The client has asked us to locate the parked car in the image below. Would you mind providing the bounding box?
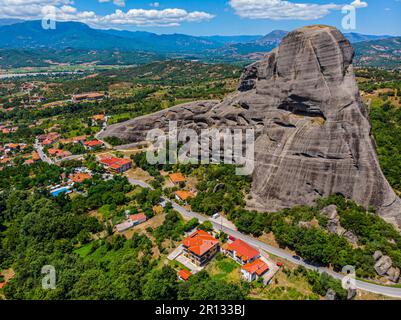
[212,213,220,219]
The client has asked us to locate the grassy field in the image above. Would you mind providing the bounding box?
[206,254,241,283]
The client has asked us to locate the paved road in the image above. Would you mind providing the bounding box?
[128,178,401,298]
[33,140,53,164]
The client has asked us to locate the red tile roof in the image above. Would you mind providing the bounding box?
[182,230,219,257]
[178,269,192,281]
[175,190,195,201]
[242,259,269,276]
[100,157,131,167]
[92,114,106,121]
[69,173,92,183]
[84,139,103,147]
[130,213,147,222]
[223,239,260,262]
[169,172,186,183]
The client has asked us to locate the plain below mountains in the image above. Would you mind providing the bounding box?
[0,20,399,68]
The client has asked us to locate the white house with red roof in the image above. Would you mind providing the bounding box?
[241,258,270,282]
[99,156,132,173]
[222,238,261,265]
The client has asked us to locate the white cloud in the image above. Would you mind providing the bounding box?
[150,2,160,8]
[98,0,126,7]
[350,0,368,8]
[0,0,214,27]
[229,0,367,20]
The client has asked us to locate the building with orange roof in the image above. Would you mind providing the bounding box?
[182,230,220,266]
[47,148,72,159]
[175,190,195,202]
[222,239,260,265]
[83,139,104,150]
[92,114,106,121]
[32,152,40,161]
[69,172,92,183]
[72,92,105,103]
[73,136,87,143]
[130,213,147,225]
[178,269,192,281]
[0,157,11,165]
[169,172,186,185]
[24,159,34,165]
[99,157,132,173]
[241,258,269,282]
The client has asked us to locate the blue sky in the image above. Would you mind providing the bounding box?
[0,0,400,36]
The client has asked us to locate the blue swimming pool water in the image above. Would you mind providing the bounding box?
[50,187,69,197]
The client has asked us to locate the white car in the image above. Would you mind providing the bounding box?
[212,213,220,219]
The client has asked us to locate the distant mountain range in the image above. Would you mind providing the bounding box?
[0,20,399,69]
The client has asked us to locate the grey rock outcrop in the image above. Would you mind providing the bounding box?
[320,205,338,220]
[99,25,401,228]
[320,205,358,244]
[373,251,400,283]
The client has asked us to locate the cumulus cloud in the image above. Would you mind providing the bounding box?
[229,0,367,20]
[150,2,160,7]
[0,0,214,27]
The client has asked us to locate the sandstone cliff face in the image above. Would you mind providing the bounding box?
[99,26,401,228]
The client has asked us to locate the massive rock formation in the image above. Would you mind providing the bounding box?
[99,25,401,228]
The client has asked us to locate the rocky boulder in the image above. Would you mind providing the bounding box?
[99,25,401,229]
[373,251,400,283]
[320,205,358,244]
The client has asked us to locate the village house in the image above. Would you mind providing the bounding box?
[178,269,192,281]
[99,157,132,173]
[116,220,134,233]
[83,139,104,150]
[69,172,92,184]
[48,148,72,160]
[169,172,186,185]
[92,114,106,125]
[0,157,12,166]
[24,159,34,165]
[38,132,60,145]
[32,151,41,162]
[72,92,105,103]
[222,239,261,265]
[174,190,195,202]
[25,151,41,165]
[21,82,36,93]
[29,95,46,104]
[241,258,270,283]
[73,136,87,144]
[130,213,147,225]
[182,230,220,266]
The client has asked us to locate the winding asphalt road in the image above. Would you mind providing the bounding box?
[128,178,401,298]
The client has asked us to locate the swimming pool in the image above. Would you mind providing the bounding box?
[50,187,70,197]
